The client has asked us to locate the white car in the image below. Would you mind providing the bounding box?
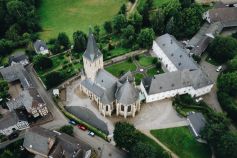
[216,66,222,72]
[88,131,95,137]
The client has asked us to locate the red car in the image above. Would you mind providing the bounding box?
[77,124,87,131]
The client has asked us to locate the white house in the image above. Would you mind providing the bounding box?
[33,40,49,55]
[141,34,213,103]
[0,110,29,136]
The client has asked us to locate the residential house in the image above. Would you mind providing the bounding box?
[187,112,206,138]
[23,127,91,158]
[9,54,29,66]
[33,40,49,55]
[0,110,29,135]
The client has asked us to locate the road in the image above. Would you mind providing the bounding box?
[26,65,127,158]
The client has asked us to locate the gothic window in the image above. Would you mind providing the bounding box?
[106,105,109,111]
[128,105,131,112]
[121,105,124,111]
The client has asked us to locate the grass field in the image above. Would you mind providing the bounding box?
[137,0,173,10]
[151,127,212,158]
[135,73,144,85]
[137,54,155,67]
[105,60,137,77]
[38,0,126,40]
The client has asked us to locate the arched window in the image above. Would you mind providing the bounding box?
[128,105,131,112]
[121,105,124,111]
[106,105,109,111]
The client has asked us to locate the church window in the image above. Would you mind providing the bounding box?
[128,105,131,112]
[106,105,109,111]
[121,105,124,111]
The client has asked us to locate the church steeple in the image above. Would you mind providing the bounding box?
[83,27,102,62]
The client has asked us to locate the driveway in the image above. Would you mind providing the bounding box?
[129,99,188,130]
[200,56,223,112]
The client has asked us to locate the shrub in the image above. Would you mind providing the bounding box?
[59,125,73,136]
[135,55,140,60]
[152,58,158,64]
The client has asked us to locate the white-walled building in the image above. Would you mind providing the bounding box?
[79,30,140,118]
[34,40,49,55]
[141,34,213,103]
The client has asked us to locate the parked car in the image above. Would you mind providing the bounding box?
[88,131,95,137]
[216,66,222,72]
[77,124,87,131]
[8,132,19,140]
[68,120,77,125]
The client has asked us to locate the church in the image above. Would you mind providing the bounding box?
[79,30,141,118]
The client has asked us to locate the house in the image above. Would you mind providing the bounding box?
[140,34,213,103]
[9,54,29,66]
[23,127,91,158]
[33,40,49,55]
[187,112,206,138]
[79,30,140,118]
[0,64,48,118]
[6,88,48,118]
[0,110,29,135]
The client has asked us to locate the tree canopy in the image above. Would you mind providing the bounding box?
[138,28,155,49]
[33,55,53,71]
[73,31,87,53]
[59,125,74,136]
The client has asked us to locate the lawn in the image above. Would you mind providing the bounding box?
[147,66,164,76]
[137,54,155,67]
[151,127,212,158]
[105,47,131,60]
[205,55,220,66]
[137,0,172,10]
[38,0,126,40]
[134,73,144,85]
[105,60,137,77]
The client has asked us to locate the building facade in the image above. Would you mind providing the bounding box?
[79,30,140,118]
[141,34,213,103]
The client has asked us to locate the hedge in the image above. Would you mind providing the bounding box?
[53,97,108,140]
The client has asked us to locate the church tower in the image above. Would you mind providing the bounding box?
[82,29,103,81]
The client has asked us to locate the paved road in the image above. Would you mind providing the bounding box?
[26,65,127,158]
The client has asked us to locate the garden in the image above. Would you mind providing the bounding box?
[105,54,164,85]
[150,127,212,158]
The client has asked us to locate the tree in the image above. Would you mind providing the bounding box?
[0,79,9,103]
[57,32,70,50]
[139,2,150,27]
[103,21,113,33]
[113,14,127,33]
[130,142,157,158]
[232,32,237,39]
[137,28,155,49]
[93,25,100,42]
[0,150,14,158]
[59,125,73,136]
[129,0,136,3]
[130,11,143,32]
[179,0,192,8]
[45,71,64,89]
[208,36,237,64]
[151,9,165,35]
[227,55,237,72]
[51,40,61,54]
[121,25,136,48]
[217,72,237,97]
[33,55,53,71]
[216,132,237,158]
[73,31,87,52]
[113,122,141,151]
[118,4,127,15]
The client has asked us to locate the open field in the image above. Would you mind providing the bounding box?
[151,127,212,158]
[38,0,126,40]
[137,0,173,10]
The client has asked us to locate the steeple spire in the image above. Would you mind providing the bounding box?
[83,27,102,62]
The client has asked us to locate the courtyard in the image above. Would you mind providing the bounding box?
[64,79,186,135]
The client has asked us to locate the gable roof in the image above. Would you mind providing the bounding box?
[187,112,206,137]
[9,54,28,64]
[34,40,48,52]
[0,63,32,89]
[142,69,212,95]
[208,7,237,23]
[83,29,102,62]
[155,34,198,70]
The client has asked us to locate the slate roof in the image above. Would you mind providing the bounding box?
[9,54,28,64]
[115,80,139,105]
[34,40,48,52]
[23,127,57,156]
[0,110,27,130]
[142,69,212,95]
[119,71,134,83]
[23,127,88,158]
[0,63,32,89]
[155,34,198,70]
[6,88,45,113]
[187,112,206,137]
[83,29,102,62]
[208,7,237,23]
